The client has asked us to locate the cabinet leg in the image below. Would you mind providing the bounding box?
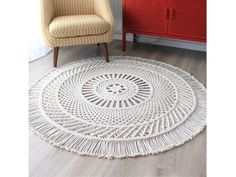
[122,31,126,52]
[133,34,137,43]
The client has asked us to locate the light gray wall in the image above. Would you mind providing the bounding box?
[109,0,206,51]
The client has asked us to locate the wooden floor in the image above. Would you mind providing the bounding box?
[29,40,206,177]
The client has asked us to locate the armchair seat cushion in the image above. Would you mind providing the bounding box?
[49,15,110,38]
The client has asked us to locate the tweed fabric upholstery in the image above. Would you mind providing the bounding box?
[49,15,110,38]
[40,0,114,47]
[54,0,94,16]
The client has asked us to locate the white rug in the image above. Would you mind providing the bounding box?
[29,56,206,158]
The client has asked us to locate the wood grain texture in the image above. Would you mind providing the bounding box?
[53,47,59,68]
[101,43,109,62]
[29,40,206,177]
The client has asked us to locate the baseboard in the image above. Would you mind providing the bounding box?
[114,33,206,52]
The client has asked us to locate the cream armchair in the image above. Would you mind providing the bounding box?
[40,0,115,67]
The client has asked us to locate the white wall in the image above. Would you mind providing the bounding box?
[109,0,206,51]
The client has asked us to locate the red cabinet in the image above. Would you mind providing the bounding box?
[122,0,206,51]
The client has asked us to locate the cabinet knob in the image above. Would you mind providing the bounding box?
[165,8,170,19]
[170,9,175,20]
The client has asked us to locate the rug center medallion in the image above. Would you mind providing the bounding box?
[82,73,153,109]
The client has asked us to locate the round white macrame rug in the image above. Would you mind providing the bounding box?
[29,56,206,158]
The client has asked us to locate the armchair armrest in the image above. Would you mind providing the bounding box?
[94,0,115,32]
[40,0,55,46]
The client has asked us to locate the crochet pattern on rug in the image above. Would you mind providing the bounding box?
[29,56,206,158]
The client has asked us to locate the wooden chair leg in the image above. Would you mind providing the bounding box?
[53,47,59,67]
[101,43,109,62]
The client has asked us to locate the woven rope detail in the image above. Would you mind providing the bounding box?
[29,56,206,158]
[81,73,152,109]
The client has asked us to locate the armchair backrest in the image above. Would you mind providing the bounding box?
[54,0,95,16]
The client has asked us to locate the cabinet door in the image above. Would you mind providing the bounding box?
[168,0,206,41]
[123,0,169,34]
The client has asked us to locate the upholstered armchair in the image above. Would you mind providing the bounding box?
[40,0,115,67]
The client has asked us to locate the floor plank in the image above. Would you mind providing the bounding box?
[29,40,206,177]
